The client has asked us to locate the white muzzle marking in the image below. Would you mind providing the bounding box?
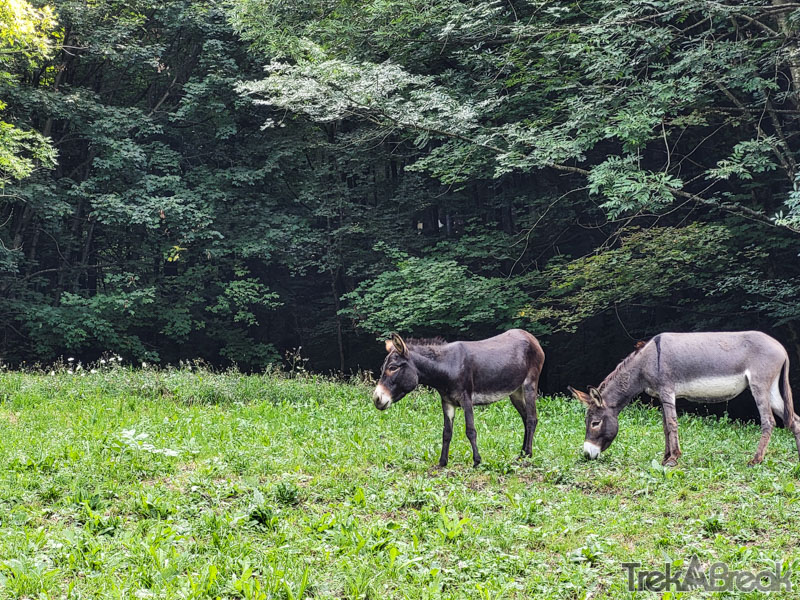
[373,384,393,410]
[583,441,601,460]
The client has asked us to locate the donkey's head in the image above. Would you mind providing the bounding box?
[373,333,419,410]
[568,386,619,459]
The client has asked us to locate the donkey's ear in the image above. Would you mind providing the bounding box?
[384,339,394,353]
[588,386,604,407]
[568,386,591,406]
[390,332,409,357]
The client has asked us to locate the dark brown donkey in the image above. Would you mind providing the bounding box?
[373,329,544,467]
[569,331,800,466]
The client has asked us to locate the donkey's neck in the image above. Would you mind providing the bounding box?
[409,347,450,390]
[600,352,646,411]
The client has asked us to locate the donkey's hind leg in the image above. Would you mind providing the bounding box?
[792,416,800,461]
[750,382,776,466]
[767,377,800,461]
[510,389,529,457]
[510,381,539,457]
[523,380,538,453]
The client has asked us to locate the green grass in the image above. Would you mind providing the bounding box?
[1,367,800,599]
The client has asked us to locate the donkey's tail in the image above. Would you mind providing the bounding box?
[781,358,795,427]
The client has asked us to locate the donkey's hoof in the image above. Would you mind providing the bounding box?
[747,457,763,467]
[472,460,482,469]
[662,457,678,467]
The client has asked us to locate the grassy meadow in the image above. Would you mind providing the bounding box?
[0,366,799,599]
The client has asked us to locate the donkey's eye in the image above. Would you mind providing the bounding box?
[591,420,602,429]
[386,367,398,376]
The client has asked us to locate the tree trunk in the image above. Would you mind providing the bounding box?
[331,267,345,372]
[773,0,800,101]
[24,226,41,277]
[11,204,34,251]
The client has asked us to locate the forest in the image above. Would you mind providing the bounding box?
[3,0,800,391]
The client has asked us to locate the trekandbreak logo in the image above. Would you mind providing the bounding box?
[623,557,791,593]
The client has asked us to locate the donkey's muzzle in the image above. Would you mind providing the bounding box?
[372,384,393,410]
[583,441,601,460]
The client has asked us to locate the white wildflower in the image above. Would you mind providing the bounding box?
[114,429,179,457]
[67,357,74,362]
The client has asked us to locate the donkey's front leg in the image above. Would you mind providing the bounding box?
[523,381,539,456]
[439,399,455,467]
[660,395,681,467]
[461,394,482,467]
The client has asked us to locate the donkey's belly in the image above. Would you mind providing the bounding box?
[471,391,516,406]
[672,374,748,402]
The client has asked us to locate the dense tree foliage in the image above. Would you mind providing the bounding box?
[2,0,295,365]
[1,0,56,187]
[3,1,800,389]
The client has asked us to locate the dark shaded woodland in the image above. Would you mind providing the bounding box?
[3,1,800,402]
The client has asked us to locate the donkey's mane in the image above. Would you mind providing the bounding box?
[405,337,448,359]
[407,337,448,347]
[598,339,648,391]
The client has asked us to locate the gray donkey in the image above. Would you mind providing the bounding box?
[569,331,800,466]
[373,330,544,467]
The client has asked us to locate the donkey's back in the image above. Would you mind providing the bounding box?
[640,331,789,403]
[453,329,543,398]
[644,331,786,378]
